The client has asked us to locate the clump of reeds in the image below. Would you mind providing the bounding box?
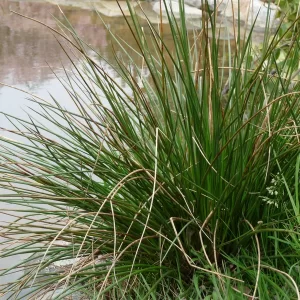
[0,1,299,299]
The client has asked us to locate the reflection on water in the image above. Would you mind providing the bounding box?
[1,1,107,88]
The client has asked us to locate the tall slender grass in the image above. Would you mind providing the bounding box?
[0,1,299,299]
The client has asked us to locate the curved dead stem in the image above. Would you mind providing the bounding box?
[261,264,300,300]
[170,217,243,282]
[244,219,261,300]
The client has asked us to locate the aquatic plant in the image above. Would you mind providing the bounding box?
[0,1,299,299]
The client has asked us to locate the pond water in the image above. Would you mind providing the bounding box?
[0,0,277,297]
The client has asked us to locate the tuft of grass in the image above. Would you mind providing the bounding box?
[0,1,299,299]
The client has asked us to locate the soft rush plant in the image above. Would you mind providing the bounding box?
[0,0,299,299]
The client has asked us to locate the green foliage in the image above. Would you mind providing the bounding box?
[0,1,299,299]
[278,0,300,21]
[278,0,300,36]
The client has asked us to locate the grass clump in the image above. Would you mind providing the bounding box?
[0,1,300,299]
